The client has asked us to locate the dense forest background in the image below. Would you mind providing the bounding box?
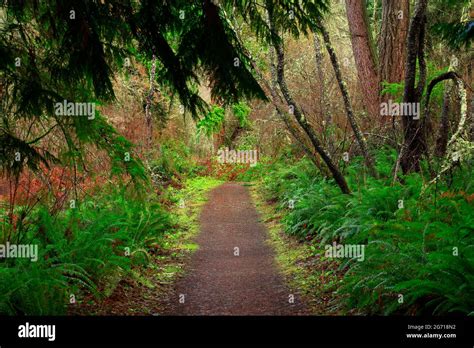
[0,0,473,316]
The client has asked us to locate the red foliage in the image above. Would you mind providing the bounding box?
[197,158,250,181]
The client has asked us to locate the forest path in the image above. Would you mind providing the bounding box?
[163,182,307,315]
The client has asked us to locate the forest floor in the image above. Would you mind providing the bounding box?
[162,182,308,315]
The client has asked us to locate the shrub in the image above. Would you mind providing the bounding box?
[0,188,171,315]
[255,149,474,315]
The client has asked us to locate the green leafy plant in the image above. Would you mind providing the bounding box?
[251,148,474,315]
[196,106,225,137]
[0,187,172,315]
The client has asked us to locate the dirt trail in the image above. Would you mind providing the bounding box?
[163,182,307,315]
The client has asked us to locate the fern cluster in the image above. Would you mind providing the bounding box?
[252,148,474,315]
[0,188,171,315]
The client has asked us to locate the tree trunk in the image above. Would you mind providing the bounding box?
[345,0,380,119]
[269,44,327,174]
[379,0,410,88]
[145,54,157,148]
[426,76,471,188]
[468,56,474,141]
[273,41,351,194]
[313,34,332,126]
[435,82,452,157]
[238,6,350,193]
[262,6,350,194]
[400,0,428,173]
[313,33,334,154]
[320,25,379,178]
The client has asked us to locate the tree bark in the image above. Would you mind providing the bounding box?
[400,0,428,173]
[269,45,327,173]
[378,0,410,88]
[435,82,452,157]
[345,0,380,119]
[276,60,350,192]
[273,41,351,194]
[468,56,474,141]
[262,5,350,193]
[313,34,332,126]
[320,25,379,178]
[145,54,157,147]
[313,33,334,154]
[426,76,471,189]
[235,6,350,193]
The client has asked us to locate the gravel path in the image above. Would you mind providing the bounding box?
[164,182,307,315]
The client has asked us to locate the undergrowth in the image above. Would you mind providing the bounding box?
[245,148,474,315]
[0,187,172,315]
[0,148,221,315]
